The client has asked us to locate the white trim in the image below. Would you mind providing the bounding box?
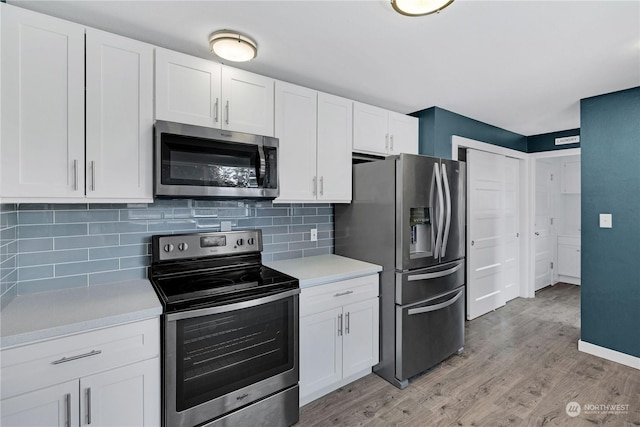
[452,135,528,160]
[529,147,581,159]
[557,275,580,286]
[578,340,640,370]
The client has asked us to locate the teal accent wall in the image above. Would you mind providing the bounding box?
[527,129,581,153]
[580,86,640,358]
[411,107,527,159]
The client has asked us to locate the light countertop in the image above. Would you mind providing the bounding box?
[265,254,381,289]
[1,280,162,349]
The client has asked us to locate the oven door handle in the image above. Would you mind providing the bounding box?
[166,288,300,321]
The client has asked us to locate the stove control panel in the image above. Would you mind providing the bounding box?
[153,230,263,261]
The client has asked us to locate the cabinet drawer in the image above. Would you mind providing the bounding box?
[300,274,379,317]
[1,318,159,399]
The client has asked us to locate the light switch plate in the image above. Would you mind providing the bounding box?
[599,213,612,228]
[310,228,318,242]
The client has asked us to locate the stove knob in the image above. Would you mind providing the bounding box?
[163,244,174,253]
[236,238,244,246]
[178,243,188,251]
[248,238,255,245]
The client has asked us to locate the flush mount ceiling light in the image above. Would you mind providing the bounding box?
[209,30,257,62]
[391,0,455,16]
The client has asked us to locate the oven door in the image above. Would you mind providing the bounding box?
[164,289,299,427]
[154,120,279,199]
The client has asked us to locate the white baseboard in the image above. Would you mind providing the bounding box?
[578,340,640,370]
[557,275,580,285]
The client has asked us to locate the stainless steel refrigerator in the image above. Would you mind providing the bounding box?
[335,153,465,389]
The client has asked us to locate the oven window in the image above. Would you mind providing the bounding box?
[160,134,276,189]
[175,297,294,411]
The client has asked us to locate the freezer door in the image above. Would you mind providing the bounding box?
[395,260,465,306]
[395,287,465,382]
[396,154,442,271]
[440,159,466,263]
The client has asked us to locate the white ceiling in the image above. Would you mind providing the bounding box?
[9,0,640,136]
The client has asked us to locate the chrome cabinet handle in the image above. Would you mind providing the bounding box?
[320,176,324,196]
[90,160,96,191]
[390,135,394,151]
[313,176,317,195]
[338,313,343,336]
[225,100,229,125]
[345,312,350,334]
[334,290,354,297]
[65,393,71,427]
[73,160,79,191]
[52,349,102,365]
[214,97,219,123]
[87,387,92,424]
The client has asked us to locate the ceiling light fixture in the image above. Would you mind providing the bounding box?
[209,30,257,62]
[391,0,455,16]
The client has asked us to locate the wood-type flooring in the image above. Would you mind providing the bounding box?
[298,283,640,427]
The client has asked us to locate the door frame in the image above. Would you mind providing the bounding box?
[529,148,581,294]
[452,136,530,298]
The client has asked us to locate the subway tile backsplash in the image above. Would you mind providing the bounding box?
[2,200,334,296]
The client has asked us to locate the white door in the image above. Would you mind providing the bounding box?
[466,149,506,320]
[221,67,274,136]
[80,358,160,427]
[0,5,85,199]
[1,380,79,427]
[316,92,353,202]
[352,102,389,156]
[85,29,153,201]
[154,48,222,128]
[388,111,419,155]
[299,307,343,399]
[342,299,379,378]
[535,160,553,291]
[274,81,317,202]
[503,157,521,302]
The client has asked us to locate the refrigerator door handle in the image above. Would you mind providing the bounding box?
[407,288,464,315]
[407,262,463,281]
[441,163,452,257]
[434,162,444,259]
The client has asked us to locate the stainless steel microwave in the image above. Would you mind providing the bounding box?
[154,121,279,199]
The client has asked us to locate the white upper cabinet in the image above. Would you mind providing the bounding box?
[0,4,85,200]
[85,29,154,201]
[274,81,352,203]
[222,67,274,136]
[0,4,153,203]
[155,48,274,136]
[155,48,222,128]
[353,101,418,156]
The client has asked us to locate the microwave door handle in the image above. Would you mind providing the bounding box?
[441,163,452,257]
[434,162,444,259]
[257,146,266,184]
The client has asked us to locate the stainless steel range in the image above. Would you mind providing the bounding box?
[149,230,300,427]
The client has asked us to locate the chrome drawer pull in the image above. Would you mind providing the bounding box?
[65,393,71,427]
[334,290,354,297]
[52,349,102,365]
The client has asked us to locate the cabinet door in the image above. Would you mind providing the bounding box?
[1,380,79,427]
[562,160,581,194]
[80,358,160,427]
[0,4,85,199]
[155,48,222,128]
[316,93,353,203]
[274,81,317,202]
[388,111,419,155]
[352,102,389,156]
[299,307,343,399]
[342,299,379,378]
[221,67,274,136]
[86,29,153,201]
[558,244,581,278]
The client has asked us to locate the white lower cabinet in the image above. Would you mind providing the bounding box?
[0,318,160,427]
[299,274,379,406]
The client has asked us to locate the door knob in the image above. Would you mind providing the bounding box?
[535,232,540,236]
